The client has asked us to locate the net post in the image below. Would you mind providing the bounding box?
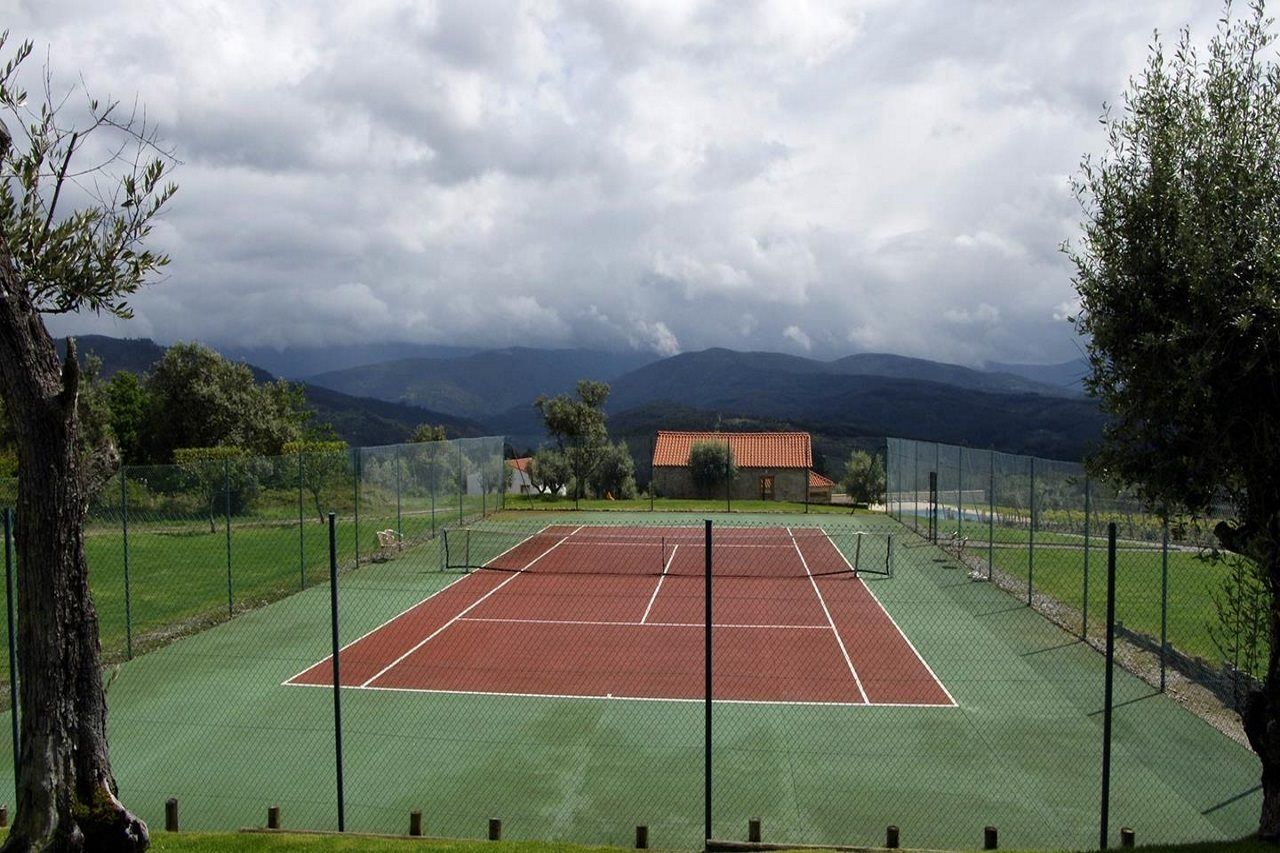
[329,512,346,832]
[121,469,133,659]
[704,517,713,843]
[5,507,19,784]
[854,532,862,576]
[1100,522,1117,850]
[886,533,893,578]
[225,459,233,616]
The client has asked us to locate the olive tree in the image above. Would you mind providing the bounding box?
[0,33,175,851]
[1065,3,1280,835]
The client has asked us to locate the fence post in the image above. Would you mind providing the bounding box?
[395,446,403,539]
[704,518,713,843]
[121,470,133,659]
[649,434,656,512]
[913,442,920,533]
[724,438,731,513]
[988,450,995,580]
[1027,457,1035,606]
[458,444,465,521]
[957,445,964,539]
[298,450,306,591]
[927,472,937,543]
[1160,519,1169,692]
[429,444,437,539]
[1083,475,1090,638]
[353,449,361,569]
[1100,522,1117,850]
[5,507,19,781]
[328,513,346,832]
[224,460,233,617]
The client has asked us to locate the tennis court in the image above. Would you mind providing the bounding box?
[288,524,953,706]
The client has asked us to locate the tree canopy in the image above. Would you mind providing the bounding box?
[534,380,611,501]
[842,451,885,507]
[688,440,737,498]
[1065,2,1280,835]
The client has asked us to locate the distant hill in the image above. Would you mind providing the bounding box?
[985,358,1089,393]
[63,335,481,446]
[306,347,658,419]
[213,341,481,379]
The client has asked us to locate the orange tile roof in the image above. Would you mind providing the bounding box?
[652,431,812,469]
[808,470,835,488]
[507,457,532,473]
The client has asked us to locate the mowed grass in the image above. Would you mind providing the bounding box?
[503,495,863,515]
[0,493,492,689]
[988,539,1227,664]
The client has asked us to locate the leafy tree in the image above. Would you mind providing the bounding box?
[1064,3,1280,833]
[534,380,610,502]
[173,446,254,534]
[589,441,638,499]
[0,31,175,849]
[283,439,350,523]
[104,371,150,463]
[410,423,448,443]
[688,440,737,498]
[142,342,306,461]
[530,447,571,495]
[843,451,886,506]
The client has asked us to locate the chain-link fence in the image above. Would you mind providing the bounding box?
[887,436,1256,729]
[0,441,1261,849]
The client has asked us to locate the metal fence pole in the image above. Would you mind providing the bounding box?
[224,460,233,617]
[121,471,132,659]
[396,446,403,539]
[353,449,361,568]
[459,444,465,522]
[957,445,964,538]
[1161,519,1169,692]
[1083,475,1091,638]
[298,450,306,591]
[649,434,656,512]
[328,512,346,832]
[1100,522,1118,850]
[1028,457,1035,606]
[5,506,19,780]
[988,450,995,580]
[913,442,920,533]
[724,438,731,513]
[704,518,713,843]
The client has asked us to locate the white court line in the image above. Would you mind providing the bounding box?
[285,680,954,708]
[356,525,583,688]
[788,526,869,704]
[282,524,556,686]
[640,544,677,624]
[458,616,829,630]
[819,527,952,706]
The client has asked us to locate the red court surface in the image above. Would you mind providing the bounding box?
[287,525,955,707]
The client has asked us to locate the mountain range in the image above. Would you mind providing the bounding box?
[66,334,1102,467]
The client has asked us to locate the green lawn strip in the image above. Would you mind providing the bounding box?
[152,831,646,852]
[502,497,859,515]
[988,543,1229,665]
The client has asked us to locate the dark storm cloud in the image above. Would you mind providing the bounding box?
[15,0,1222,364]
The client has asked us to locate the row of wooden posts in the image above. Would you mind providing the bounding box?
[147,799,1141,849]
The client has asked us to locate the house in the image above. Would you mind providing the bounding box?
[506,457,535,495]
[808,469,835,504]
[650,430,831,502]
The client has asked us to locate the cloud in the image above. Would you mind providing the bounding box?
[16,0,1224,365]
[782,325,812,351]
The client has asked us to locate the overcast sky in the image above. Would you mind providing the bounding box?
[14,0,1225,365]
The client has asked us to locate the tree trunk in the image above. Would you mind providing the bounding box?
[0,260,148,850]
[1244,525,1280,840]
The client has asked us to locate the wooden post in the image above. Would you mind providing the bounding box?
[409,810,423,837]
[748,817,761,842]
[886,825,900,849]
[488,818,502,841]
[984,826,998,849]
[1120,827,1135,848]
[267,805,280,829]
[635,825,649,849]
[165,798,179,832]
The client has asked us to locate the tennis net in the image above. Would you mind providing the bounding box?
[440,525,893,578]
